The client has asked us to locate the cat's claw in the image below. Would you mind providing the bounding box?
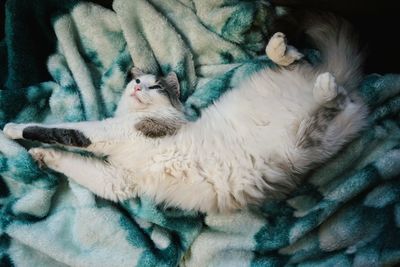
[266,32,303,66]
[313,73,339,104]
[3,123,24,139]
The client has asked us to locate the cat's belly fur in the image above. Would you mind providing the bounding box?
[201,67,319,157]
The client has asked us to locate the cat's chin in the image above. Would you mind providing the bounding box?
[130,95,149,110]
[130,94,143,104]
[130,96,149,111]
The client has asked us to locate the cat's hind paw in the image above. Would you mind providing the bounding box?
[266,32,303,66]
[29,148,59,168]
[313,72,339,105]
[3,123,24,139]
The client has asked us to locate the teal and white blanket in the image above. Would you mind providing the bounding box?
[1,0,400,266]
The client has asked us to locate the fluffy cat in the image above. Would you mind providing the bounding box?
[3,16,367,213]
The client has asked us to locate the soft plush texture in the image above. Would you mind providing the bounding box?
[0,0,399,266]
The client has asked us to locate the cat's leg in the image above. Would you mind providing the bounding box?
[313,72,347,109]
[296,72,366,153]
[296,73,345,149]
[28,147,135,201]
[28,147,222,212]
[266,32,304,66]
[3,117,135,147]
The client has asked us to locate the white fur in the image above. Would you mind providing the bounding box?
[4,17,368,213]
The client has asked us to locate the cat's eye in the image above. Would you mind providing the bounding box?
[135,79,141,84]
[148,85,162,90]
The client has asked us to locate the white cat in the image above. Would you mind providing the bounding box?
[3,16,367,213]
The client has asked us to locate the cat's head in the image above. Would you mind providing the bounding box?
[119,67,182,114]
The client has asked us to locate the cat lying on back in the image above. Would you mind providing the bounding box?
[3,15,367,213]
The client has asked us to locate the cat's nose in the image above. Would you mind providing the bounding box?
[134,85,141,92]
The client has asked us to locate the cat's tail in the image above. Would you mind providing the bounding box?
[305,14,365,92]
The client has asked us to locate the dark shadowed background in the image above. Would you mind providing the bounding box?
[1,0,398,78]
[271,0,400,74]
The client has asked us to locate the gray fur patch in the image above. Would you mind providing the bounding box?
[23,126,92,147]
[159,72,182,110]
[135,117,182,138]
[297,107,340,149]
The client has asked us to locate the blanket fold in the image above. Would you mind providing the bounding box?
[1,0,400,266]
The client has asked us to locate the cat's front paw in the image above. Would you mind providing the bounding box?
[3,123,24,139]
[266,32,287,59]
[266,32,303,66]
[29,148,59,168]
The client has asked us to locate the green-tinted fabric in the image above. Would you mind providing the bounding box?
[1,1,400,266]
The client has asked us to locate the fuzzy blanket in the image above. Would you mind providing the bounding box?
[1,0,400,266]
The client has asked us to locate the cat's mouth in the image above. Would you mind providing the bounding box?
[130,93,143,104]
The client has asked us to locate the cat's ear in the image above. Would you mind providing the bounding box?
[131,67,145,78]
[164,72,180,98]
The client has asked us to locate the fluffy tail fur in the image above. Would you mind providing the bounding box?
[305,14,365,91]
